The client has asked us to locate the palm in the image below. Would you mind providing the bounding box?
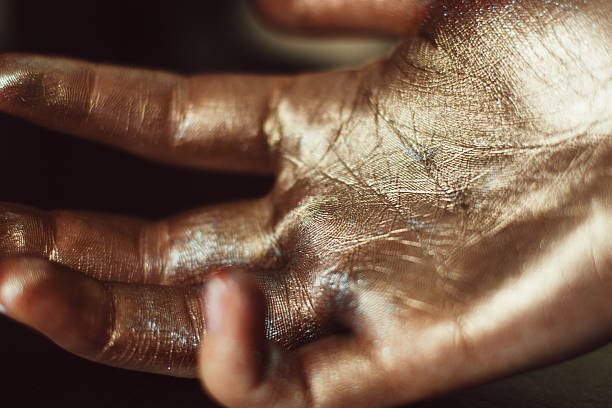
[0,0,611,407]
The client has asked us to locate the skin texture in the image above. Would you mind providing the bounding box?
[0,0,611,407]
[252,0,433,36]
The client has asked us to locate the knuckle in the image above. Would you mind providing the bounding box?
[138,220,170,284]
[95,285,121,361]
[166,77,187,148]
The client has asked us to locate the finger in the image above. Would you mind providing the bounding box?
[252,0,433,36]
[0,54,291,173]
[199,272,388,408]
[159,198,276,285]
[0,203,151,283]
[200,271,310,407]
[0,199,275,284]
[0,257,203,377]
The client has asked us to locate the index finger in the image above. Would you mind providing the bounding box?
[0,54,291,174]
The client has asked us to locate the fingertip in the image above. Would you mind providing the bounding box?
[0,257,48,312]
[0,257,111,356]
[0,54,38,104]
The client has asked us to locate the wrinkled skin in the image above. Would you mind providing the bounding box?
[0,0,611,407]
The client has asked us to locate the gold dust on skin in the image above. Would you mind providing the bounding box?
[0,3,609,405]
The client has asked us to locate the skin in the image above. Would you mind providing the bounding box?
[0,0,611,407]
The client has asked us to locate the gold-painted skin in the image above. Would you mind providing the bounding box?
[0,0,611,407]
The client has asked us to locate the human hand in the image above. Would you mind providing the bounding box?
[0,1,611,407]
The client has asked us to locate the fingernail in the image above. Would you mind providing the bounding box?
[0,302,5,314]
[204,276,230,334]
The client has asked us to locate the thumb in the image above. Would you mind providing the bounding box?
[198,271,310,408]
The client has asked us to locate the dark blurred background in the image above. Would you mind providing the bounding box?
[0,1,610,407]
